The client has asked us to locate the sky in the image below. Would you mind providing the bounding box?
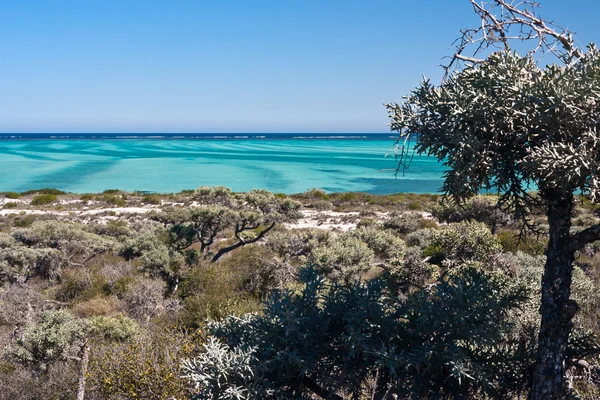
[1,0,599,133]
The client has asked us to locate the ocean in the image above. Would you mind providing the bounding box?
[0,134,445,194]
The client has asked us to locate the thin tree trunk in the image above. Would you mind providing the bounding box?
[76,341,91,400]
[530,192,578,400]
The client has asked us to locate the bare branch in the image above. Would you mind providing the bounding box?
[442,0,583,80]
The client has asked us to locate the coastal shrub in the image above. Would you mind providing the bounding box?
[122,278,175,322]
[88,330,197,399]
[90,220,133,239]
[266,228,331,262]
[406,201,423,210]
[424,221,502,266]
[309,235,374,283]
[4,192,20,199]
[96,194,126,207]
[179,260,262,327]
[79,193,94,201]
[157,187,301,262]
[312,199,334,211]
[73,296,123,319]
[12,215,37,228]
[405,228,435,249]
[356,217,379,228]
[383,211,424,235]
[496,229,547,256]
[430,196,510,232]
[141,194,161,205]
[2,202,17,209]
[21,188,65,196]
[347,227,406,261]
[31,194,58,206]
[183,266,532,399]
[88,314,139,342]
[14,221,116,270]
[382,246,437,292]
[3,310,88,372]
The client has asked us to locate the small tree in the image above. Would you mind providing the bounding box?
[155,187,301,262]
[386,1,600,397]
[4,310,88,373]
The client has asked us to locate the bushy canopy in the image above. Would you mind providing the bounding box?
[183,266,532,399]
[387,47,600,206]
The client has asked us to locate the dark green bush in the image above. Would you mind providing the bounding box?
[80,193,94,201]
[21,188,66,196]
[183,266,533,399]
[5,192,20,199]
[31,194,58,206]
[141,194,162,205]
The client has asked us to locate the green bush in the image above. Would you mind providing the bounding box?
[141,194,162,205]
[5,192,20,199]
[31,194,58,206]
[3,310,88,372]
[80,193,94,201]
[424,221,502,266]
[3,202,18,209]
[88,314,139,342]
[89,330,197,399]
[309,235,374,283]
[430,196,510,231]
[21,188,66,196]
[183,266,532,399]
[96,194,126,206]
[383,211,425,235]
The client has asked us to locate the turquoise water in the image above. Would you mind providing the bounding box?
[0,138,446,194]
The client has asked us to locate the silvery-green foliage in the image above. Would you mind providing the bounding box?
[185,266,532,399]
[383,211,423,235]
[0,243,63,283]
[387,47,600,205]
[155,187,301,259]
[431,195,510,230]
[88,314,139,342]
[120,230,167,260]
[383,246,437,292]
[494,251,599,333]
[425,221,502,265]
[405,228,435,249]
[266,229,331,261]
[4,310,88,372]
[120,231,185,290]
[13,221,115,272]
[181,337,257,400]
[348,226,406,261]
[310,235,374,283]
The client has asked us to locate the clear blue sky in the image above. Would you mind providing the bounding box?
[1,0,599,133]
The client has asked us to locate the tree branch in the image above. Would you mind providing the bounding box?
[301,375,343,400]
[211,223,276,262]
[570,223,600,252]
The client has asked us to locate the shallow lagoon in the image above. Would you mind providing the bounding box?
[0,137,446,194]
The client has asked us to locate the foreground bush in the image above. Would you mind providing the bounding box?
[183,266,533,399]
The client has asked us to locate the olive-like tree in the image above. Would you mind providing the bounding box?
[386,1,600,398]
[154,187,301,262]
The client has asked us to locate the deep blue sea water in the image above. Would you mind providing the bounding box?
[0,134,445,194]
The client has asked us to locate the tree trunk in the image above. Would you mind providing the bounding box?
[76,341,90,400]
[530,192,578,400]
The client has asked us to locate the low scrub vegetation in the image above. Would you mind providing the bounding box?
[0,186,598,399]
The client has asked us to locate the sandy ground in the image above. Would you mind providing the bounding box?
[0,201,432,230]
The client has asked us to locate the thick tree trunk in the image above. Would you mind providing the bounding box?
[530,192,578,400]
